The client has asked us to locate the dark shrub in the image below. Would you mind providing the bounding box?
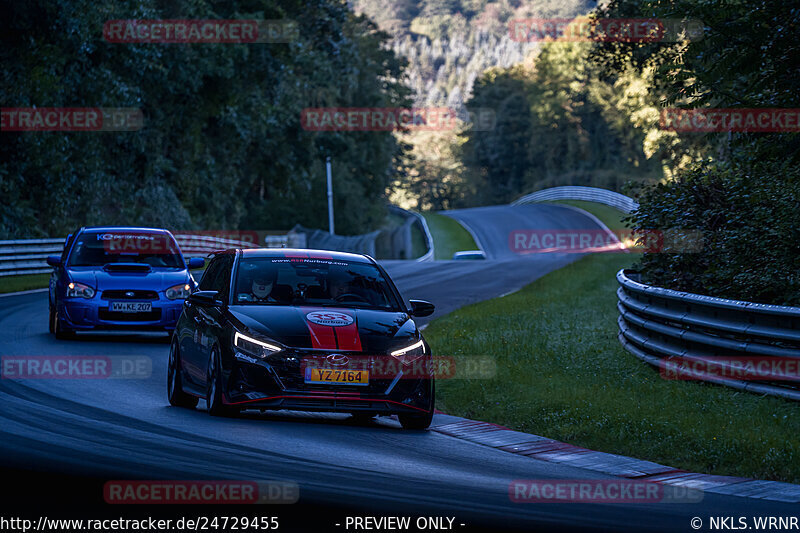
[628,158,800,306]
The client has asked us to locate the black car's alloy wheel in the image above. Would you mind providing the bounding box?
[206,346,237,417]
[167,339,198,409]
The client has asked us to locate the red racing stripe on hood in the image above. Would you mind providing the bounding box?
[334,321,362,352]
[301,308,361,351]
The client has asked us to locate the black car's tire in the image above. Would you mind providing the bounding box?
[398,380,435,430]
[206,346,237,417]
[350,412,378,423]
[52,305,75,340]
[168,339,198,409]
[398,409,434,430]
[48,305,55,334]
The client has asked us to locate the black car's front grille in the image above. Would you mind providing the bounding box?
[101,290,159,300]
[264,350,394,393]
[99,308,162,322]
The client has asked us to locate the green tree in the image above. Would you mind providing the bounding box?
[0,0,410,237]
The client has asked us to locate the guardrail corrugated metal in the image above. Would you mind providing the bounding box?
[513,186,639,213]
[408,210,435,262]
[386,206,435,262]
[0,234,270,278]
[616,269,800,400]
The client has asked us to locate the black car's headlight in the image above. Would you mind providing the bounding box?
[165,283,192,300]
[390,339,426,365]
[66,282,95,299]
[234,332,282,359]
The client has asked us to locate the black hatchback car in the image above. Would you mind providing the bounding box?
[168,248,436,429]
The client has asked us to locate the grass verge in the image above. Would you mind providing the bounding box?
[425,251,800,483]
[422,212,478,260]
[0,273,50,294]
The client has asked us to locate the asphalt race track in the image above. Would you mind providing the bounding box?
[1,203,795,532]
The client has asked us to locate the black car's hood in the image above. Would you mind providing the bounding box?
[228,305,418,353]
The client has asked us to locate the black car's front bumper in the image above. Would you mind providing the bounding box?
[221,349,433,414]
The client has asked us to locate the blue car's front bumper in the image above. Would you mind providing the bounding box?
[58,294,185,331]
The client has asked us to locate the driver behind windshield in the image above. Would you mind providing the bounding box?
[237,265,279,303]
[328,268,351,300]
[327,266,370,303]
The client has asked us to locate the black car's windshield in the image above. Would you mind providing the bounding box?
[68,231,184,268]
[234,257,401,310]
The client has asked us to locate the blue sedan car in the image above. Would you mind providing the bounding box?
[47,226,205,338]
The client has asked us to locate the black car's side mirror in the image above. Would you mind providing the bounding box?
[408,299,435,318]
[46,255,62,267]
[188,290,219,306]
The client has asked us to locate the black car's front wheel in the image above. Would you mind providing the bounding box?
[206,346,237,417]
[398,379,435,430]
[167,339,198,409]
[350,412,378,424]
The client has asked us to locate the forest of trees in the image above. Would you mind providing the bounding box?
[350,0,594,110]
[4,0,798,304]
[1,0,410,238]
[397,32,695,209]
[346,0,699,210]
[378,0,799,304]
[592,0,800,304]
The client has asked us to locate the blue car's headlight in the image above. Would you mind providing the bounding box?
[67,282,95,299]
[165,283,192,300]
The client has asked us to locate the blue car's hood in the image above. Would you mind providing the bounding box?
[67,267,190,290]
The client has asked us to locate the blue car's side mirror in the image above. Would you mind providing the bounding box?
[187,257,205,269]
[46,255,62,267]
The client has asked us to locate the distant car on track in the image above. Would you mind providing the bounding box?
[47,226,205,338]
[452,250,486,260]
[167,248,436,429]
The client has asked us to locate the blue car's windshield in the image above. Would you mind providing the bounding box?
[68,231,184,268]
[234,257,401,310]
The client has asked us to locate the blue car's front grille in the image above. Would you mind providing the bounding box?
[101,290,159,300]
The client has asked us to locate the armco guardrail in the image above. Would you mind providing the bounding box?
[0,234,268,278]
[385,206,435,262]
[616,269,800,400]
[407,210,435,262]
[513,186,639,214]
[0,238,66,277]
